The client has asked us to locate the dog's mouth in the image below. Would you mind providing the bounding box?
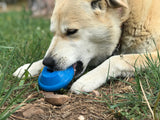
[46,60,84,77]
[73,61,84,77]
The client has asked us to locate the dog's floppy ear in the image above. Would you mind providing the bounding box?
[106,0,128,8]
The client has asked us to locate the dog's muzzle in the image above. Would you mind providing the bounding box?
[43,57,84,76]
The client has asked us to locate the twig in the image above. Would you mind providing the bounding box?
[145,77,153,96]
[139,80,155,120]
[11,92,38,110]
[9,93,37,119]
[10,114,29,120]
[153,91,160,120]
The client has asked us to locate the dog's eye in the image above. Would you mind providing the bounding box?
[66,29,78,36]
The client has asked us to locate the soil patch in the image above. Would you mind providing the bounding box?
[9,79,133,120]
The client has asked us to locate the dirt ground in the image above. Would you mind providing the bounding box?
[9,78,133,120]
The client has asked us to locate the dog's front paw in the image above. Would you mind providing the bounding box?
[13,60,43,78]
[13,63,41,78]
[70,70,106,94]
[70,78,93,94]
[13,64,31,78]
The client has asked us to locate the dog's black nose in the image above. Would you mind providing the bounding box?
[43,57,56,70]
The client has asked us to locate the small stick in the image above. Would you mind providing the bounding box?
[139,80,154,120]
[10,114,29,120]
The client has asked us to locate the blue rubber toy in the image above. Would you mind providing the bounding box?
[38,66,74,91]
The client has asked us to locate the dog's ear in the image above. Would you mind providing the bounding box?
[91,0,106,10]
[106,0,128,8]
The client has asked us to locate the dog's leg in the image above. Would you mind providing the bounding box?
[13,59,44,78]
[71,51,159,94]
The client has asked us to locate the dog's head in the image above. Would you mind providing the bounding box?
[43,0,129,77]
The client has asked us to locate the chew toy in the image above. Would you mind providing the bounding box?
[38,66,74,91]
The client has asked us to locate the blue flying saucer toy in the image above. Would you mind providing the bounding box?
[38,66,74,91]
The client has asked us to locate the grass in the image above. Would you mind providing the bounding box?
[0,10,160,120]
[0,10,52,119]
[98,53,160,120]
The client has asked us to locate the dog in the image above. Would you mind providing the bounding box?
[13,0,160,94]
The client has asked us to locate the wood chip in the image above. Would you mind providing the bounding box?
[92,90,100,97]
[44,92,70,105]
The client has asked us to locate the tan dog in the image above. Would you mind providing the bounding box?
[13,0,160,94]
